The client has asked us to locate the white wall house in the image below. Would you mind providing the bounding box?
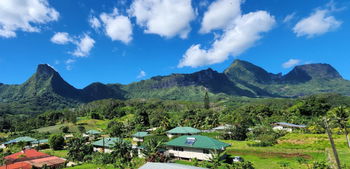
[272,122,306,132]
[165,135,230,161]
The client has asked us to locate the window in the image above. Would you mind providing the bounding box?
[173,147,184,151]
[203,149,210,154]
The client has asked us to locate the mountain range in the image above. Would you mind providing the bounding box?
[1,60,350,113]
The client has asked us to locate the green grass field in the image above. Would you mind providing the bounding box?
[35,117,110,134]
[222,133,350,169]
[42,149,68,158]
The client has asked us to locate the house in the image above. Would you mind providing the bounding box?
[84,130,102,140]
[132,132,149,142]
[31,139,48,147]
[272,122,306,132]
[0,149,66,169]
[2,136,37,147]
[166,127,201,138]
[211,124,233,132]
[92,137,122,153]
[165,135,230,161]
[139,162,207,169]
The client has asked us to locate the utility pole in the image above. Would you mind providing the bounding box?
[324,118,341,169]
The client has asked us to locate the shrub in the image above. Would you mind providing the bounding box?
[49,134,65,150]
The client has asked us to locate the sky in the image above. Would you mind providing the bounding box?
[0,0,349,89]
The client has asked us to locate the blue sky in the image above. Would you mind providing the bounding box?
[0,0,349,88]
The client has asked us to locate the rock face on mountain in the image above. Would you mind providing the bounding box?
[282,64,342,83]
[1,60,350,113]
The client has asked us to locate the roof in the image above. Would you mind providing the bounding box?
[274,122,306,128]
[165,135,230,150]
[92,137,122,148]
[0,162,32,169]
[139,162,207,169]
[132,132,149,138]
[166,127,201,134]
[4,149,50,162]
[3,137,37,144]
[212,124,232,130]
[86,130,101,135]
[31,139,48,144]
[25,156,66,168]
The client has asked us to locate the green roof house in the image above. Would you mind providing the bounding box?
[3,137,37,147]
[92,137,123,153]
[166,127,201,138]
[132,132,149,142]
[165,135,230,161]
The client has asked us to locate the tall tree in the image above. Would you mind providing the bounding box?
[328,106,350,148]
[204,91,210,109]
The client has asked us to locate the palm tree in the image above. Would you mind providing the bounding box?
[209,150,226,169]
[328,106,350,148]
[142,138,167,162]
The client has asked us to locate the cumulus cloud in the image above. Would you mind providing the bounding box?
[137,70,146,78]
[51,33,95,57]
[72,34,95,57]
[0,0,59,38]
[293,4,342,38]
[179,10,275,68]
[282,59,301,68]
[99,9,132,44]
[129,0,195,38]
[89,16,101,30]
[51,32,71,44]
[200,0,241,33]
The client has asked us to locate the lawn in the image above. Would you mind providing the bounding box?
[42,149,69,158]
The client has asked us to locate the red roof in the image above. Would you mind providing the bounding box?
[0,162,32,169]
[4,149,50,163]
[26,156,66,168]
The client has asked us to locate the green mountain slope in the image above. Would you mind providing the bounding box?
[1,60,350,113]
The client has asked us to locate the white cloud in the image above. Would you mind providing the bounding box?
[100,9,132,44]
[137,70,146,78]
[178,11,275,68]
[0,0,59,38]
[283,12,296,23]
[89,16,101,30]
[293,5,342,38]
[51,32,95,57]
[129,0,195,38]
[65,58,76,64]
[282,59,301,68]
[51,32,71,44]
[72,34,95,57]
[200,0,241,33]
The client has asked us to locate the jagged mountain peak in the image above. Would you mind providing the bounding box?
[36,64,58,77]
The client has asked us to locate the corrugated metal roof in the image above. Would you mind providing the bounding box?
[166,127,201,134]
[165,135,230,150]
[139,162,207,169]
[274,122,306,128]
[132,132,149,137]
[3,137,37,144]
[92,137,122,148]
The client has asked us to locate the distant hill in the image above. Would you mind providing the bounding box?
[1,60,350,113]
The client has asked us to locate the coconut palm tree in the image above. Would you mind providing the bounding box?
[327,106,350,148]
